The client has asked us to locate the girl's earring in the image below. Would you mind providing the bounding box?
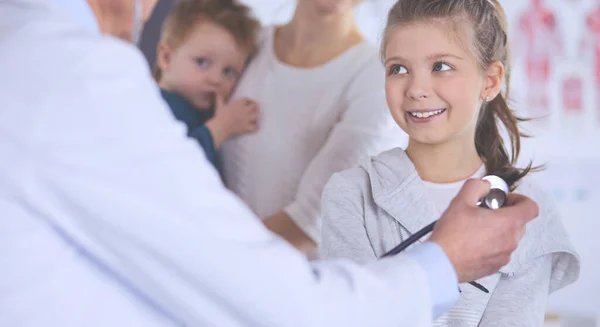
[485,96,491,102]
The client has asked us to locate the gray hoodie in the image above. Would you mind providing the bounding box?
[320,148,580,326]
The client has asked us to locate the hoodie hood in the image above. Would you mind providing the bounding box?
[358,147,580,285]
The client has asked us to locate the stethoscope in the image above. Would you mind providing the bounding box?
[381,175,510,294]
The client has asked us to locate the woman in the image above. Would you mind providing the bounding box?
[221,0,406,253]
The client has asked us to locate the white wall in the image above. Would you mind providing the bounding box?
[241,0,600,318]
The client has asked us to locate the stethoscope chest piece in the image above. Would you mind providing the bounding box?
[478,175,509,210]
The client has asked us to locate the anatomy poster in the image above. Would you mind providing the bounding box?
[516,0,562,117]
[581,2,600,122]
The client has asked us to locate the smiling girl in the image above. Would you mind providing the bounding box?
[319,0,580,325]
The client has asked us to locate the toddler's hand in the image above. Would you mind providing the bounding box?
[206,94,259,147]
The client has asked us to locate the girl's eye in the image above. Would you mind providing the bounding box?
[433,62,452,72]
[389,64,408,75]
[195,57,210,68]
[223,67,239,78]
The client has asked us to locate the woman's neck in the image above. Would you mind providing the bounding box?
[406,137,483,184]
[274,3,363,68]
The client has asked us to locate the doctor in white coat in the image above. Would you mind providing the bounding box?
[0,0,540,326]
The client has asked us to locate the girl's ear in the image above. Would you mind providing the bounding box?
[156,41,173,73]
[481,61,504,101]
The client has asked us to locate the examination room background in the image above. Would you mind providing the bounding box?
[140,0,600,324]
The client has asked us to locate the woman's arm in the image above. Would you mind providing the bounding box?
[263,168,377,256]
[478,255,552,327]
[263,212,316,253]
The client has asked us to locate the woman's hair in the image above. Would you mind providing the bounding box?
[153,0,261,81]
[382,0,537,189]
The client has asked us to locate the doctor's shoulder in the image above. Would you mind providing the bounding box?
[47,33,161,113]
[76,36,153,83]
[21,28,155,104]
[33,30,181,147]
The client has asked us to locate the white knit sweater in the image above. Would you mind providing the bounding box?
[221,26,408,242]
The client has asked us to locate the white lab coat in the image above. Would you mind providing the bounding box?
[0,1,432,326]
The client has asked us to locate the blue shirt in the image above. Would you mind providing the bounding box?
[407,242,460,318]
[160,89,220,171]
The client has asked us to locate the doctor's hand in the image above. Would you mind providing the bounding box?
[205,94,259,148]
[428,179,539,284]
